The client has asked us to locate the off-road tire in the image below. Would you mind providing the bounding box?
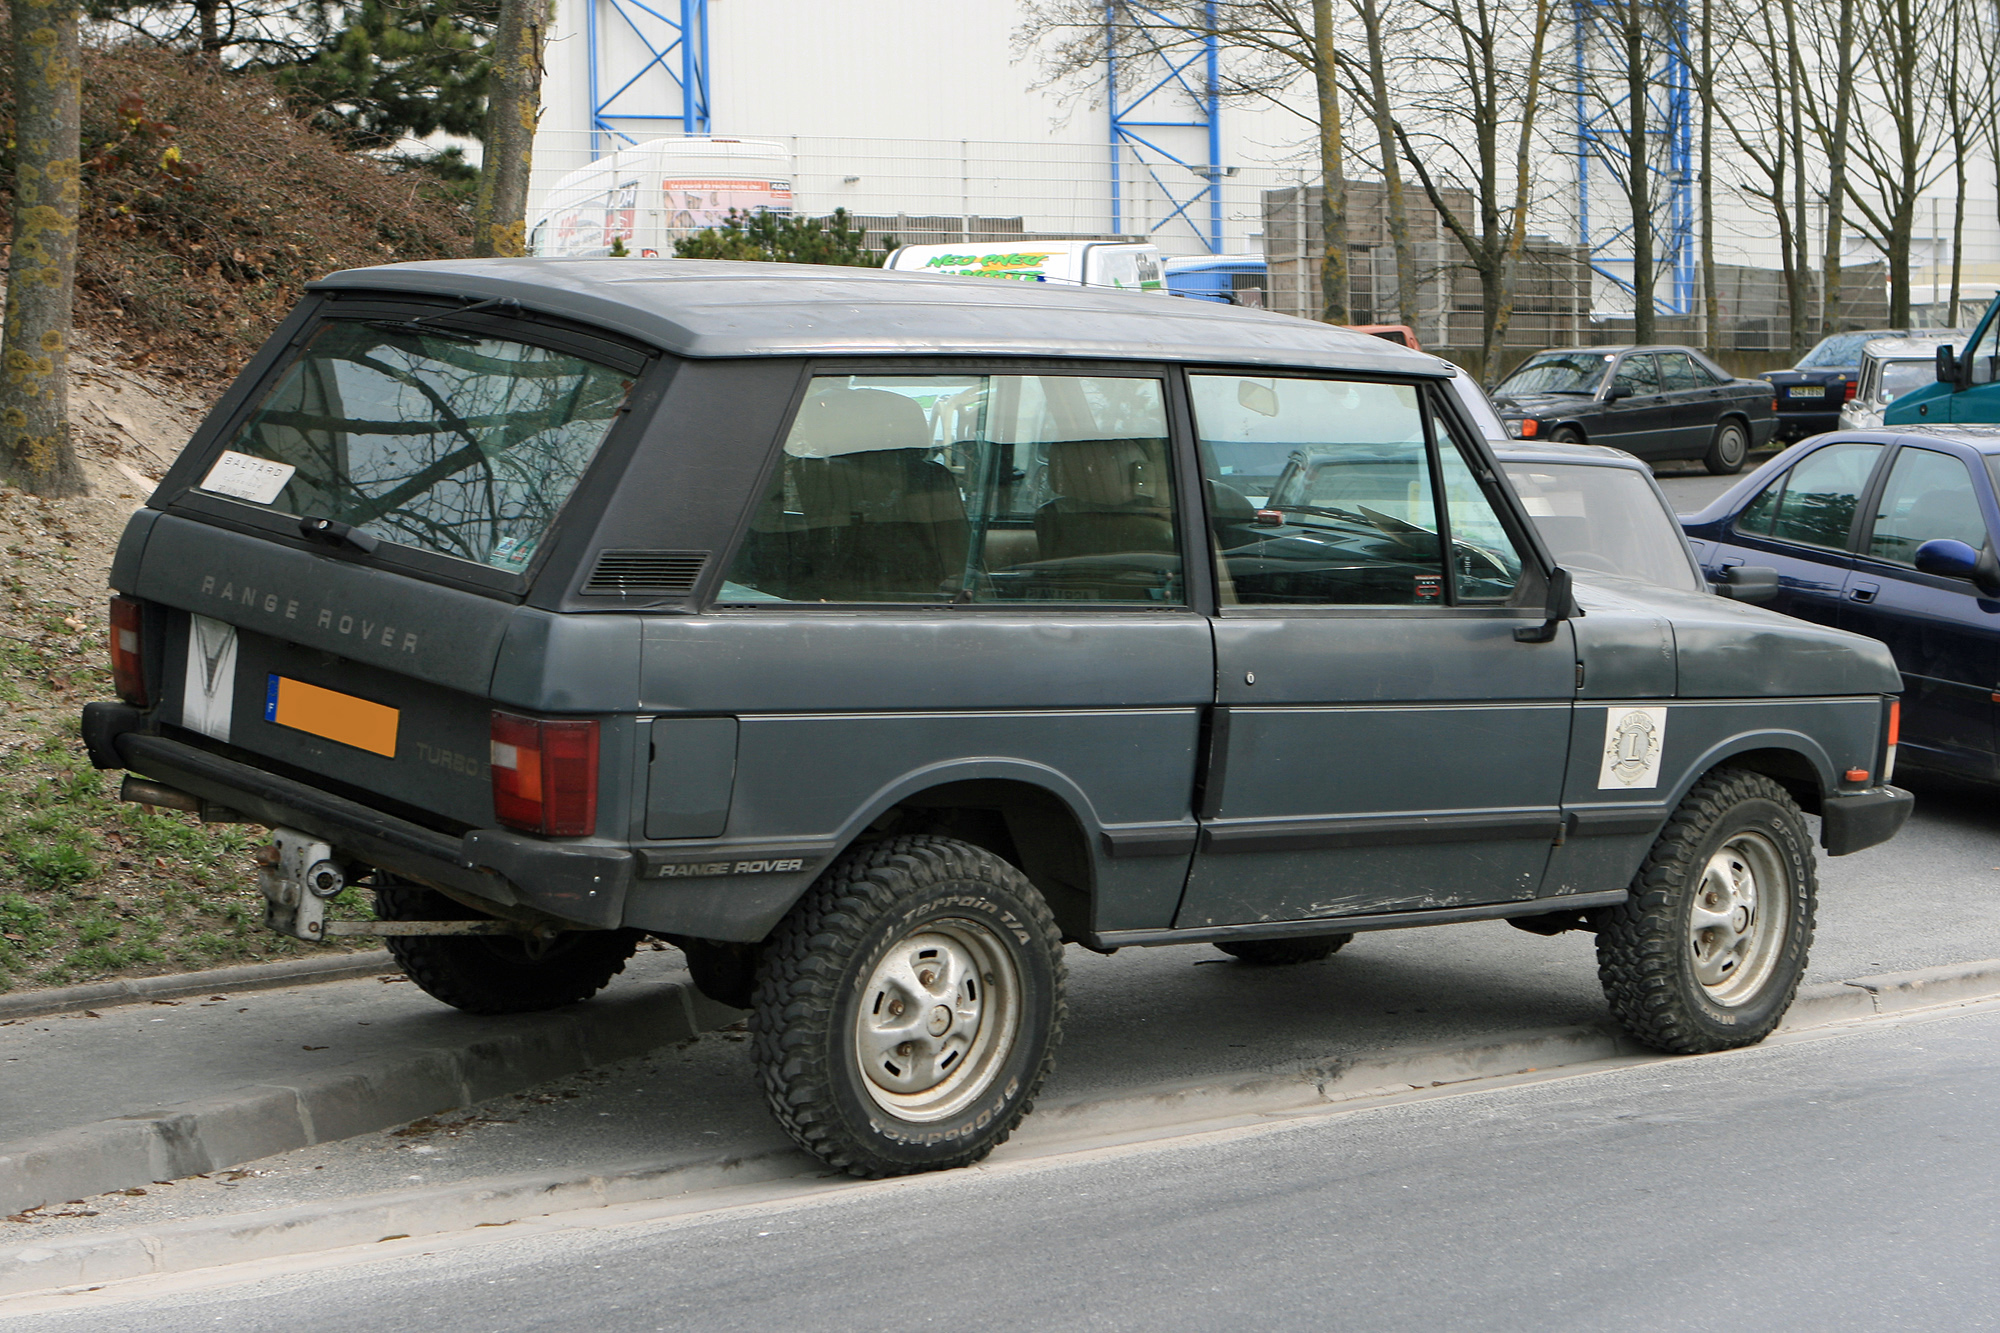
[1549,426,1585,445]
[750,835,1066,1179]
[1703,419,1751,475]
[374,879,641,1015]
[1215,934,1352,965]
[1592,768,1815,1053]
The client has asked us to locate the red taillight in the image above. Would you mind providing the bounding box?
[1843,378,1857,401]
[490,711,598,836]
[109,595,148,707]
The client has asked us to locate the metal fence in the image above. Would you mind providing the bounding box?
[524,129,1311,256]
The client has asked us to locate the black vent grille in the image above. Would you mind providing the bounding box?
[581,550,708,597]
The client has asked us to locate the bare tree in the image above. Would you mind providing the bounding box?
[472,0,547,256]
[1348,0,1418,325]
[1389,0,1556,372]
[1834,0,1952,326]
[0,0,86,496]
[1016,2,1355,321]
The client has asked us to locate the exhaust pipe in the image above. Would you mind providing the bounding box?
[119,777,201,813]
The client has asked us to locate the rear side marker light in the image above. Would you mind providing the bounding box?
[1884,700,1900,784]
[490,711,599,836]
[109,595,148,707]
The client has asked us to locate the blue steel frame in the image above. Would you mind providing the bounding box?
[587,0,710,157]
[1106,2,1225,254]
[1573,0,1695,316]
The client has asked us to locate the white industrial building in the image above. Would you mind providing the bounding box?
[527,0,1998,331]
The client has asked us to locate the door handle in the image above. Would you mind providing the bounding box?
[1850,581,1880,604]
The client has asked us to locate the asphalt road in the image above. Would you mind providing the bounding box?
[19,999,2000,1331]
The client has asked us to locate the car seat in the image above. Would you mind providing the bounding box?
[1034,437,1176,561]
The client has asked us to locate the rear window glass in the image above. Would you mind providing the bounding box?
[198,320,635,574]
[1501,462,1700,592]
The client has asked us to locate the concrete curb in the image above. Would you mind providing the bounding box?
[4,956,1999,1300]
[0,981,745,1219]
[0,952,397,1023]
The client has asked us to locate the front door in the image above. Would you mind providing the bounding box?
[1599,353,1674,456]
[1712,439,1887,630]
[1843,443,2000,777]
[1177,372,1576,927]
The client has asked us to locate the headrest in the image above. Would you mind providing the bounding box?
[785,388,933,459]
[1048,438,1169,508]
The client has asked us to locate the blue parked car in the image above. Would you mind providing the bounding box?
[1683,425,2000,780]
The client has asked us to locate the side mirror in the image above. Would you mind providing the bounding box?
[1716,564,1779,603]
[1914,538,2000,596]
[1937,344,1962,388]
[1603,383,1626,402]
[1515,566,1579,643]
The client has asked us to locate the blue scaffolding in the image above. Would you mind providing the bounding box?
[587,0,710,158]
[1572,0,1695,316]
[1106,2,1226,254]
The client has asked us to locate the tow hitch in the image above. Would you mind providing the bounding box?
[256,828,525,943]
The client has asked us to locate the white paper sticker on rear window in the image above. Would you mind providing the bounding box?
[200,450,295,505]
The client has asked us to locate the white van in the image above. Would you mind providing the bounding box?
[886,241,1170,295]
[529,137,794,259]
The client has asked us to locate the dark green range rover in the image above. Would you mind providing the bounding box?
[84,259,1912,1177]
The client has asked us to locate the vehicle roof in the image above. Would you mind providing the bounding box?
[1489,440,1649,470]
[1860,335,1961,357]
[1515,344,1705,358]
[311,258,1444,375]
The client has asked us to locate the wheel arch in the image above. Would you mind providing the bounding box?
[828,761,1103,943]
[1669,732,1835,816]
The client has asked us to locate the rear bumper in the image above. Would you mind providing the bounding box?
[83,703,633,929]
[1773,408,1840,440]
[1820,784,1914,856]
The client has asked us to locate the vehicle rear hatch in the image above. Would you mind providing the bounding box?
[126,298,656,830]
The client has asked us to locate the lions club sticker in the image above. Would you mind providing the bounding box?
[1598,707,1667,789]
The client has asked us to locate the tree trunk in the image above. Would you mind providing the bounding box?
[1354,0,1416,326]
[1698,0,1718,355]
[1820,0,1855,333]
[472,0,548,258]
[1620,9,1655,343]
[0,0,84,497]
[1782,0,1811,357]
[1311,0,1348,324]
[194,0,220,62]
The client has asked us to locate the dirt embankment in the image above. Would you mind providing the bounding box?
[0,333,374,994]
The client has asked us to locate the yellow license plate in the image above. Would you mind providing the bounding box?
[264,675,399,758]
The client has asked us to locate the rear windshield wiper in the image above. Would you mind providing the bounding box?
[366,297,522,343]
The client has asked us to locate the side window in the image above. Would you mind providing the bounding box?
[1191,375,1521,606]
[1755,442,1883,549]
[1970,311,2000,387]
[1433,427,1526,602]
[1657,353,1702,391]
[1868,448,1988,565]
[1612,355,1660,396]
[720,373,1182,606]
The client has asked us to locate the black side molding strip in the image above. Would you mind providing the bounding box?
[1201,809,1562,854]
[1092,889,1631,950]
[1566,806,1671,838]
[1100,825,1201,858]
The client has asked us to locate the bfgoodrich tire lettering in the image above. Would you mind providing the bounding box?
[751,834,1066,1178]
[374,879,640,1015]
[1592,768,1815,1053]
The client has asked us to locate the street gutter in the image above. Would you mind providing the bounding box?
[4,957,1998,1303]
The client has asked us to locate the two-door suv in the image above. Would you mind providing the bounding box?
[84,260,1911,1177]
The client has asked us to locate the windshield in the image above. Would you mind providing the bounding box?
[198,320,634,574]
[1495,353,1610,396]
[1797,333,1878,369]
[1500,460,1701,592]
[1878,359,1936,401]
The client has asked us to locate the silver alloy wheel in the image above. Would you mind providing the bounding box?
[1688,830,1789,1006]
[853,918,1022,1122]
